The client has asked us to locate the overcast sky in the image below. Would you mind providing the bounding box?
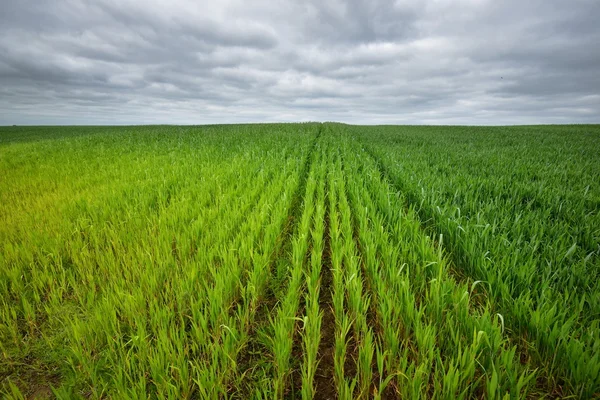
[1,0,599,125]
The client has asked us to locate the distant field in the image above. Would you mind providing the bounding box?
[1,123,599,399]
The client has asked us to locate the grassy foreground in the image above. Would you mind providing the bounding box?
[1,123,599,399]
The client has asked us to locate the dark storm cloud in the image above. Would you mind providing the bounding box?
[0,0,599,125]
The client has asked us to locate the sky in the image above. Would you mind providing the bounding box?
[0,0,599,125]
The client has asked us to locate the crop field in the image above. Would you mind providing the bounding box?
[1,123,599,399]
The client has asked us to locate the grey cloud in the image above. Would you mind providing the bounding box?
[298,0,422,44]
[96,2,278,50]
[0,0,599,125]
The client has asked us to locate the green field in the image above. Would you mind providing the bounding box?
[1,124,599,399]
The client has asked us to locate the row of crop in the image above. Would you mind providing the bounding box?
[327,132,376,399]
[300,138,329,399]
[240,129,324,398]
